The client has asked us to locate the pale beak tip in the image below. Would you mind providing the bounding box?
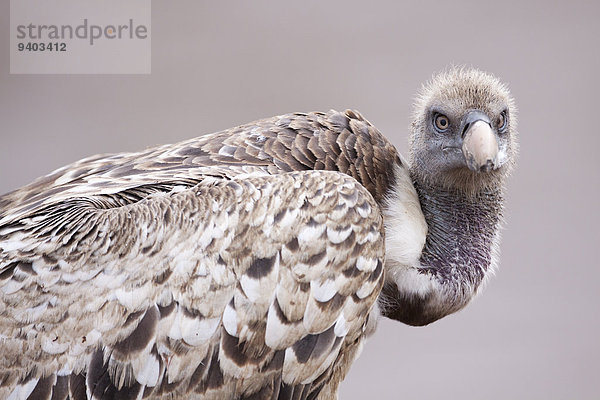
[462,120,499,173]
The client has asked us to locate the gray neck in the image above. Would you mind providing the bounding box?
[414,179,503,289]
[379,172,505,327]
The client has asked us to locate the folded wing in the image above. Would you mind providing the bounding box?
[0,170,384,399]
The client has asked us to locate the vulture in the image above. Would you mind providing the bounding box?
[0,67,517,400]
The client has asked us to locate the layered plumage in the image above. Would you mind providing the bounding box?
[0,68,517,399]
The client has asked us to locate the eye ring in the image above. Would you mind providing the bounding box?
[433,114,450,132]
[497,110,508,132]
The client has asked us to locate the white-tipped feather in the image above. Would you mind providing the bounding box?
[334,314,349,337]
[276,208,299,228]
[356,279,379,299]
[297,223,326,246]
[113,285,151,310]
[177,313,220,346]
[355,256,377,272]
[133,352,160,387]
[239,274,261,302]
[326,226,352,244]
[7,378,38,400]
[265,300,304,349]
[222,302,238,336]
[310,279,337,302]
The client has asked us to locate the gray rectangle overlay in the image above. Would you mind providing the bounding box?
[10,0,151,74]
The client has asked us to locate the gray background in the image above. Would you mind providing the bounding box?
[1,1,598,399]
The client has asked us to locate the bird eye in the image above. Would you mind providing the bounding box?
[434,114,450,132]
[497,111,508,132]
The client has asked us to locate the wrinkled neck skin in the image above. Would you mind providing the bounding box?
[379,168,504,326]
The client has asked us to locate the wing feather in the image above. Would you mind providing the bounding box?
[0,169,384,399]
[0,110,401,225]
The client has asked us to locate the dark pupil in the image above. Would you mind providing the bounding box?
[439,118,447,127]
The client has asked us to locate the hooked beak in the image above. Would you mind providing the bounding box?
[461,111,499,172]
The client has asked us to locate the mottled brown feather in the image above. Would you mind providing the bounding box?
[0,108,396,399]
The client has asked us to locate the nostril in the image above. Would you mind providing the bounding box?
[461,123,471,138]
[461,122,471,137]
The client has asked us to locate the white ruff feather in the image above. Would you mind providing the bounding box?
[380,162,433,297]
[382,163,427,268]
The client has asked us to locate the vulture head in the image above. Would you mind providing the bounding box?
[380,67,517,326]
[409,67,518,196]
